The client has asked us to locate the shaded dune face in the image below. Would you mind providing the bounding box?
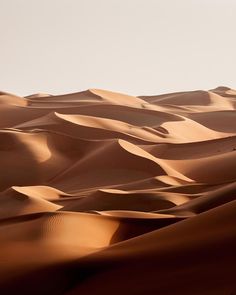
[0,87,235,295]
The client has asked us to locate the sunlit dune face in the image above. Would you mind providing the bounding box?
[16,133,52,163]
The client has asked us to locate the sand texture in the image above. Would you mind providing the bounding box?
[0,86,235,294]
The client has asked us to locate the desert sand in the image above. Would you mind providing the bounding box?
[0,86,235,294]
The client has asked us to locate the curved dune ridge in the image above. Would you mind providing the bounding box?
[0,87,235,294]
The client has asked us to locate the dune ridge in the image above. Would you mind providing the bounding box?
[0,87,235,294]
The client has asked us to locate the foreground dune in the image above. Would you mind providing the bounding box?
[0,87,235,294]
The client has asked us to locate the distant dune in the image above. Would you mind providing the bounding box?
[0,87,235,294]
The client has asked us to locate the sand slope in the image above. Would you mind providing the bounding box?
[0,87,235,294]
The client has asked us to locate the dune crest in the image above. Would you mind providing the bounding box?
[0,87,235,294]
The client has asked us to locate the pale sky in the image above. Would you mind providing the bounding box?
[0,0,236,96]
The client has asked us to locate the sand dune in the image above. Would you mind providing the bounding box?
[0,87,235,294]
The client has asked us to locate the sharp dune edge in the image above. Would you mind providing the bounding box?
[0,87,235,295]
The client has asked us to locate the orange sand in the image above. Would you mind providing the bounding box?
[0,87,235,294]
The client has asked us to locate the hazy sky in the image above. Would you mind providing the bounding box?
[0,0,236,96]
